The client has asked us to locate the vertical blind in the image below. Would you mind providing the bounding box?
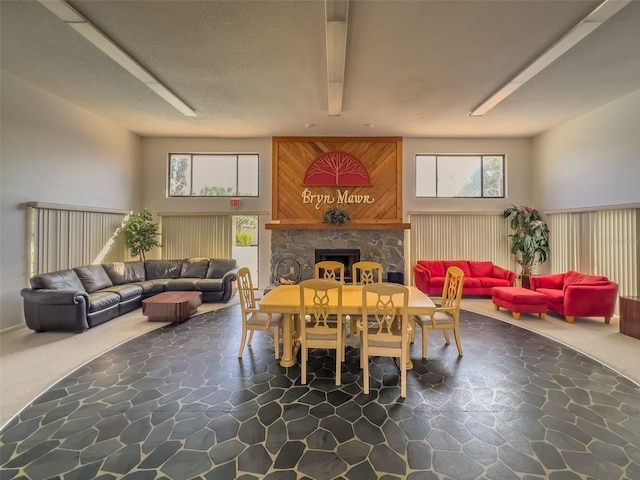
[160,215,233,259]
[409,213,513,284]
[30,205,128,276]
[548,208,638,300]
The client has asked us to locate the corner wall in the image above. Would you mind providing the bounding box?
[0,71,142,331]
[532,89,640,211]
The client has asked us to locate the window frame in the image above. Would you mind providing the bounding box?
[415,154,505,198]
[168,153,260,198]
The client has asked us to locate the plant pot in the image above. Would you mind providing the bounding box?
[521,275,531,289]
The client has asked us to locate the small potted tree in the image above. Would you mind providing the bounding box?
[123,208,161,261]
[503,204,550,288]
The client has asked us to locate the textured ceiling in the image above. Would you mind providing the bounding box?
[1,0,639,138]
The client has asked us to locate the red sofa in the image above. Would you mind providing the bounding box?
[529,270,618,324]
[414,260,516,296]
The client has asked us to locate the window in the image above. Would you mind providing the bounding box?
[169,153,259,197]
[415,154,504,198]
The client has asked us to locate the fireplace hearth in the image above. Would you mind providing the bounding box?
[315,249,360,283]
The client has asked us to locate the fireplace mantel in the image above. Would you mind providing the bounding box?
[266,223,410,230]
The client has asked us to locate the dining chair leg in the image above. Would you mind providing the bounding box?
[363,354,370,394]
[421,327,428,359]
[247,330,255,348]
[272,326,280,359]
[238,327,248,357]
[442,330,450,345]
[453,327,463,357]
[301,344,308,384]
[400,339,407,398]
[335,338,342,386]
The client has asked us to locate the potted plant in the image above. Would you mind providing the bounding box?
[503,204,550,288]
[324,208,351,226]
[123,208,161,261]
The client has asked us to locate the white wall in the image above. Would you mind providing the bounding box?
[403,137,533,215]
[0,71,142,330]
[532,89,640,211]
[140,137,273,289]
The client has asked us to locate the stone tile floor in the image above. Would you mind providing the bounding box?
[1,305,639,480]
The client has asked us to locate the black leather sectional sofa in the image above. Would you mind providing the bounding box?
[21,258,239,332]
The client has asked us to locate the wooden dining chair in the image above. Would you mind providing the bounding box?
[299,279,345,385]
[352,261,383,285]
[413,266,465,358]
[359,283,411,397]
[315,261,345,283]
[237,267,283,359]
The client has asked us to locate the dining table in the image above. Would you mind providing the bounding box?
[259,283,436,369]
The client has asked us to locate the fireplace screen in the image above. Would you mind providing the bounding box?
[315,249,360,283]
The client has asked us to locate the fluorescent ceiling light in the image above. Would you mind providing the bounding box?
[470,0,631,117]
[325,0,349,116]
[38,0,196,117]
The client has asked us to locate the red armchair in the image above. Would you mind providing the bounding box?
[529,270,618,324]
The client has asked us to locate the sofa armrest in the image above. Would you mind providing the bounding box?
[413,264,431,293]
[21,288,90,332]
[530,273,564,291]
[564,282,618,316]
[220,266,240,302]
[492,265,517,285]
[21,288,89,305]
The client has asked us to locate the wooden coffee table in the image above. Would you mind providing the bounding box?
[142,291,202,323]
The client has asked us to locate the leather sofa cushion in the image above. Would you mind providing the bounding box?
[134,279,169,295]
[74,265,114,293]
[443,260,471,277]
[417,261,445,277]
[196,279,224,292]
[428,277,446,292]
[103,261,145,285]
[87,291,120,312]
[145,260,182,279]
[469,261,494,277]
[207,259,237,279]
[181,258,209,278]
[34,269,86,291]
[165,279,198,291]
[104,284,143,301]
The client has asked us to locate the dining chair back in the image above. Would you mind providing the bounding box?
[315,261,345,283]
[360,283,411,397]
[352,261,383,285]
[413,266,465,358]
[299,279,345,385]
[237,267,283,359]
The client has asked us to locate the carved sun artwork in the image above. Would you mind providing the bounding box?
[303,152,371,186]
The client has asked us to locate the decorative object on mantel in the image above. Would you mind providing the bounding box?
[503,204,550,288]
[324,208,351,226]
[274,258,302,285]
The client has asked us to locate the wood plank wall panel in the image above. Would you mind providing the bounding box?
[272,137,403,225]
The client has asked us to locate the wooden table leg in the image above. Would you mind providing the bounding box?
[280,313,296,367]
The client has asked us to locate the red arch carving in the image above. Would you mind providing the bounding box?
[303,152,371,186]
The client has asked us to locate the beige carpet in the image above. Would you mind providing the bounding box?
[1,295,638,430]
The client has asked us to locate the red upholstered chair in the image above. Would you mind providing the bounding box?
[529,271,618,324]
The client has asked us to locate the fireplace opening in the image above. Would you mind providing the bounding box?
[315,249,360,283]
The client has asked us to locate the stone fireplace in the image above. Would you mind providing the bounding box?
[270,229,405,284]
[315,248,360,282]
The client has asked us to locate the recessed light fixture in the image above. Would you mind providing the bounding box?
[38,0,197,117]
[364,123,374,128]
[305,123,315,128]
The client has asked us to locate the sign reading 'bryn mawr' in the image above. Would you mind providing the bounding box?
[301,188,375,209]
